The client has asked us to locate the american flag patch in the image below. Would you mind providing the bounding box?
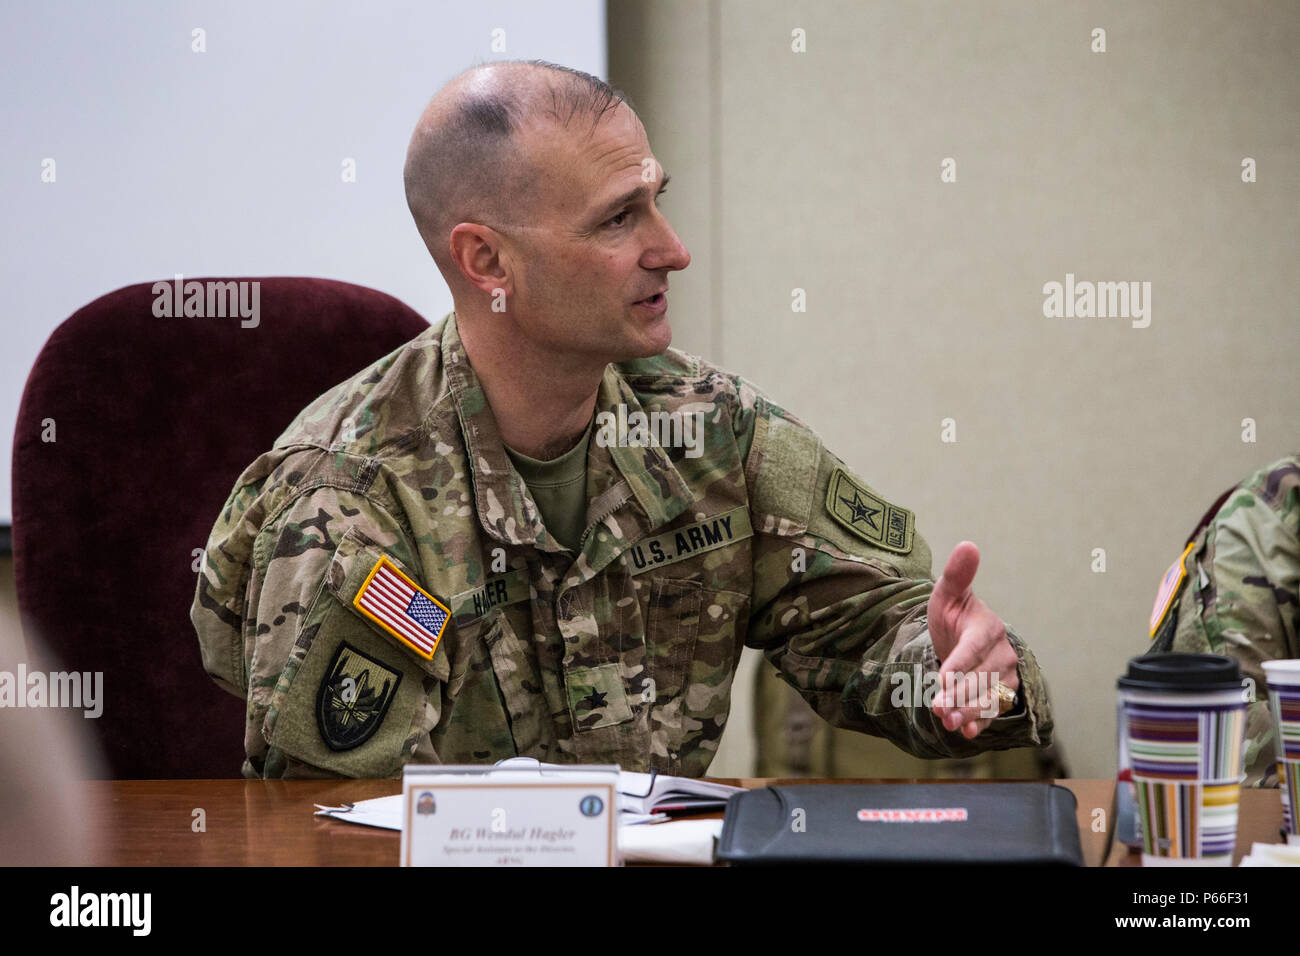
[1149,541,1195,638]
[352,556,450,660]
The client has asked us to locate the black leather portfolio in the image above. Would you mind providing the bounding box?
[715,783,1084,865]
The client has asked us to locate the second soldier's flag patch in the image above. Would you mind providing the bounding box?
[1149,542,1194,639]
[353,555,451,660]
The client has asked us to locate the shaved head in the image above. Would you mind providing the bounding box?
[401,57,689,390]
[403,60,630,286]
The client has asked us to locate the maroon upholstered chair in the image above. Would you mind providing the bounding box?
[12,277,430,778]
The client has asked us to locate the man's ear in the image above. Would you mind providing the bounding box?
[448,222,513,298]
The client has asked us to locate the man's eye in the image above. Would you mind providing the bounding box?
[605,191,667,228]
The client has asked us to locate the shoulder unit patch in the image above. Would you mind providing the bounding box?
[316,641,402,751]
[825,467,914,555]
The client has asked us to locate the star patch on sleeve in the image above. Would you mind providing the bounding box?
[825,467,914,554]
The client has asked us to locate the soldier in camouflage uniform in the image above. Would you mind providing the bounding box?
[192,60,1054,778]
[1147,455,1300,787]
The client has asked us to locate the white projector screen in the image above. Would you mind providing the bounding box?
[0,0,607,524]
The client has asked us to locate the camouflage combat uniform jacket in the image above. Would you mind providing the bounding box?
[1149,455,1300,787]
[192,312,1054,778]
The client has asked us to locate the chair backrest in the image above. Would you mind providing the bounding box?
[12,276,430,778]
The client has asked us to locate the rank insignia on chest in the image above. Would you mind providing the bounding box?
[316,642,402,751]
[353,555,451,660]
[825,467,914,554]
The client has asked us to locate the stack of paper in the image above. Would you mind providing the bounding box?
[1238,842,1300,866]
[313,793,725,864]
[315,766,741,829]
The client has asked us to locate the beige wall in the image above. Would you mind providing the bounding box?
[611,0,1300,778]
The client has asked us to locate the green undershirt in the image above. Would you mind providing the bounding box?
[504,421,593,553]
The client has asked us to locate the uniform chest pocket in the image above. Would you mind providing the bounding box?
[643,577,749,775]
[437,610,555,762]
[645,579,702,702]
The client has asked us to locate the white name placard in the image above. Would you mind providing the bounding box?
[400,763,620,867]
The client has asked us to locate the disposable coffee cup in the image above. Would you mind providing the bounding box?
[1118,654,1247,866]
[1261,659,1300,846]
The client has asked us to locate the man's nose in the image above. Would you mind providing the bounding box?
[645,209,691,272]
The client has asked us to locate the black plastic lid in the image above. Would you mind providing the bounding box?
[1117,653,1241,692]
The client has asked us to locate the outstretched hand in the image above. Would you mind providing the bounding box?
[926,541,1020,739]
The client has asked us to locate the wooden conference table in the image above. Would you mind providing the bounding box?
[86,778,1285,867]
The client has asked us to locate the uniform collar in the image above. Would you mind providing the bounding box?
[441,311,693,552]
[589,366,694,534]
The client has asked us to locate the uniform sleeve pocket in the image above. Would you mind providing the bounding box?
[262,527,444,777]
[266,602,434,776]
